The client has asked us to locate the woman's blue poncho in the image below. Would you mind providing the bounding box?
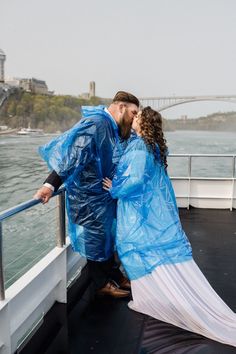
[110,136,192,280]
[39,106,123,261]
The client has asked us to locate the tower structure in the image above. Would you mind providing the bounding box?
[89,81,96,98]
[0,49,6,83]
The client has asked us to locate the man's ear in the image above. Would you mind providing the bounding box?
[118,102,123,112]
[119,102,126,113]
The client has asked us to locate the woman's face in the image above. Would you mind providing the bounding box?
[132,111,142,134]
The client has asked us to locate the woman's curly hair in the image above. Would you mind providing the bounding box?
[139,106,168,170]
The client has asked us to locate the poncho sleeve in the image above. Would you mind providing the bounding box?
[110,141,149,199]
[39,119,97,183]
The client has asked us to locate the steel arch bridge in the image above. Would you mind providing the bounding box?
[139,95,236,112]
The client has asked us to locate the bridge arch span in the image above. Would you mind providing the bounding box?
[139,95,236,112]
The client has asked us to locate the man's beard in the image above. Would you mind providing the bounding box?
[118,118,132,140]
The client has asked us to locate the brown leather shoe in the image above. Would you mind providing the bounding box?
[97,281,130,298]
[119,276,131,290]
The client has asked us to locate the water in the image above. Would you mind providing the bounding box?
[0,131,236,287]
[0,135,54,210]
[165,130,236,178]
[0,134,57,287]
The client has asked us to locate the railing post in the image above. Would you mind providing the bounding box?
[232,156,236,178]
[231,156,236,211]
[56,191,66,248]
[187,156,192,210]
[0,222,5,301]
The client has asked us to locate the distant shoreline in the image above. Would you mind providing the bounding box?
[0,128,17,135]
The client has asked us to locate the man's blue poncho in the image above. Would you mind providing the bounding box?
[110,136,193,280]
[39,106,123,261]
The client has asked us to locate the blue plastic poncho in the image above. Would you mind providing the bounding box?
[39,106,124,261]
[110,136,192,280]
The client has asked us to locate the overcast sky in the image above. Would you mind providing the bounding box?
[1,0,236,118]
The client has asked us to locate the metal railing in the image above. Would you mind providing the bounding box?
[168,153,236,210]
[0,188,66,301]
[0,154,235,301]
[168,154,236,178]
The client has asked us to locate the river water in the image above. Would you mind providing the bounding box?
[0,130,236,287]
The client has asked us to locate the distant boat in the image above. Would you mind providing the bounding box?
[17,127,44,136]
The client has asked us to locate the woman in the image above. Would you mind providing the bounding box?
[103,106,236,346]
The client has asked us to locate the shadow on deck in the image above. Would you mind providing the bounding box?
[19,208,236,354]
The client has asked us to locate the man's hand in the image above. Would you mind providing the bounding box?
[102,177,112,191]
[33,186,53,204]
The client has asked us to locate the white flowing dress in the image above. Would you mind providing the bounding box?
[110,137,236,347]
[128,259,236,347]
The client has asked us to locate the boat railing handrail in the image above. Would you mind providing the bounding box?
[169,153,236,158]
[169,155,235,210]
[168,154,235,179]
[0,153,235,221]
[0,187,66,222]
[0,154,235,301]
[0,187,66,301]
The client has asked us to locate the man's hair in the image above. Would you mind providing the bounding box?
[112,91,139,107]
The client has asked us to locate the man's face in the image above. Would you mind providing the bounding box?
[119,103,139,139]
[132,111,142,133]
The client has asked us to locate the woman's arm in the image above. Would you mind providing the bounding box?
[106,149,148,199]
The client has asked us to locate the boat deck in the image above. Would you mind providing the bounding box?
[20,208,236,354]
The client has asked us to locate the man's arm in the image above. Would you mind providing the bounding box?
[35,118,97,204]
[34,170,63,204]
[44,170,63,191]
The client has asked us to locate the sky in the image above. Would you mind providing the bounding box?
[1,0,236,119]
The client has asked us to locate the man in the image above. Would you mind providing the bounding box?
[34,91,139,298]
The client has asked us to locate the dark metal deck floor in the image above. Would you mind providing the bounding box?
[21,208,236,354]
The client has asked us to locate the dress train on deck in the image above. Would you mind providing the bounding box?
[128,259,236,347]
[109,136,236,347]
